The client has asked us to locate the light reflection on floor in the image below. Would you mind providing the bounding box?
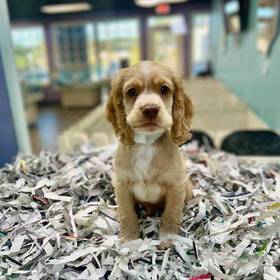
[29,105,90,154]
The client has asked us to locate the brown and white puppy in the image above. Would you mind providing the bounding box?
[106,61,193,247]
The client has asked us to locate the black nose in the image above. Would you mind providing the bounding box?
[142,106,159,119]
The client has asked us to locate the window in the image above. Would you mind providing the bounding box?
[54,24,88,67]
[52,22,96,84]
[11,26,49,86]
[256,0,280,54]
[223,0,250,34]
[52,19,140,84]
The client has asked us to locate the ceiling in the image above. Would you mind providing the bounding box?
[7,0,211,21]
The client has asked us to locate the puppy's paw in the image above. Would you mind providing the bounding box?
[157,238,174,250]
[119,230,139,243]
[157,230,177,250]
[160,223,179,236]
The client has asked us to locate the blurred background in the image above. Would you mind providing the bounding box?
[1,0,280,165]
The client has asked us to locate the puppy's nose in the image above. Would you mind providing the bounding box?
[142,106,159,119]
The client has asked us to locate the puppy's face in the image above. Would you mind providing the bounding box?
[106,61,193,145]
[123,63,174,135]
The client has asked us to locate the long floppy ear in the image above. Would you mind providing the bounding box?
[171,77,193,145]
[106,70,134,145]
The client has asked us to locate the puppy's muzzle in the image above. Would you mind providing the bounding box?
[141,105,159,120]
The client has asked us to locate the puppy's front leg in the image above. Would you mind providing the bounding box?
[115,182,139,242]
[185,178,193,202]
[159,186,185,249]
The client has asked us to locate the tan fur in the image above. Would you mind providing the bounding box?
[171,76,193,145]
[106,68,134,145]
[106,61,193,244]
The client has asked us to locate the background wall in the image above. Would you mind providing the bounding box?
[0,0,31,165]
[211,0,280,129]
[0,54,18,166]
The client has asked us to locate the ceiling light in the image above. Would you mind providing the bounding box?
[135,0,187,8]
[41,3,92,14]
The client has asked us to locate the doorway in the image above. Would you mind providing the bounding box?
[191,14,211,76]
[147,15,187,77]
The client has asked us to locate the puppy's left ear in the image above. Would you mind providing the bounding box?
[171,77,193,145]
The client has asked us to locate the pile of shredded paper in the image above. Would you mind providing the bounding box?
[1,144,280,280]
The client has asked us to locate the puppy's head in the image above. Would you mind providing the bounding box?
[106,61,193,145]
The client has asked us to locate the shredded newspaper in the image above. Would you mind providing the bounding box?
[0,143,280,279]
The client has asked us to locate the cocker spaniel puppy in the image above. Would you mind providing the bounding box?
[106,61,193,248]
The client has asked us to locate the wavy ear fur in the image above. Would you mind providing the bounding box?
[171,77,193,145]
[106,70,134,145]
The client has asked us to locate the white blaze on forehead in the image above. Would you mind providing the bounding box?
[138,62,174,94]
[140,61,152,80]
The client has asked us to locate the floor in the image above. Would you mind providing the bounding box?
[59,78,268,152]
[29,78,268,153]
[29,105,90,154]
[185,78,268,146]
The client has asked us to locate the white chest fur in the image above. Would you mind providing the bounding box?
[132,183,161,203]
[131,144,162,203]
[133,144,155,180]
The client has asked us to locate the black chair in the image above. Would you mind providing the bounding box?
[221,130,280,156]
[182,130,215,150]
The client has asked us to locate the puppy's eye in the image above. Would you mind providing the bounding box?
[127,88,138,97]
[160,85,169,95]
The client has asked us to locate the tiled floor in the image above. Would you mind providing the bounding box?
[30,79,268,153]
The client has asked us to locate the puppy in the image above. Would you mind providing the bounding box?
[106,61,193,247]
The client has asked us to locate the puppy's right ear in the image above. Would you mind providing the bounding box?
[171,76,193,145]
[106,69,134,145]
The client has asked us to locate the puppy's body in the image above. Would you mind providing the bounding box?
[106,61,193,243]
[114,133,191,203]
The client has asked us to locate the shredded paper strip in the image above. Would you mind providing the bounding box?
[0,144,280,279]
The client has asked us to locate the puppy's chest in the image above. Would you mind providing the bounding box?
[132,145,156,180]
[131,145,162,203]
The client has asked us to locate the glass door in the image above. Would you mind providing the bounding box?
[147,15,187,77]
[96,19,140,80]
[191,14,211,76]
